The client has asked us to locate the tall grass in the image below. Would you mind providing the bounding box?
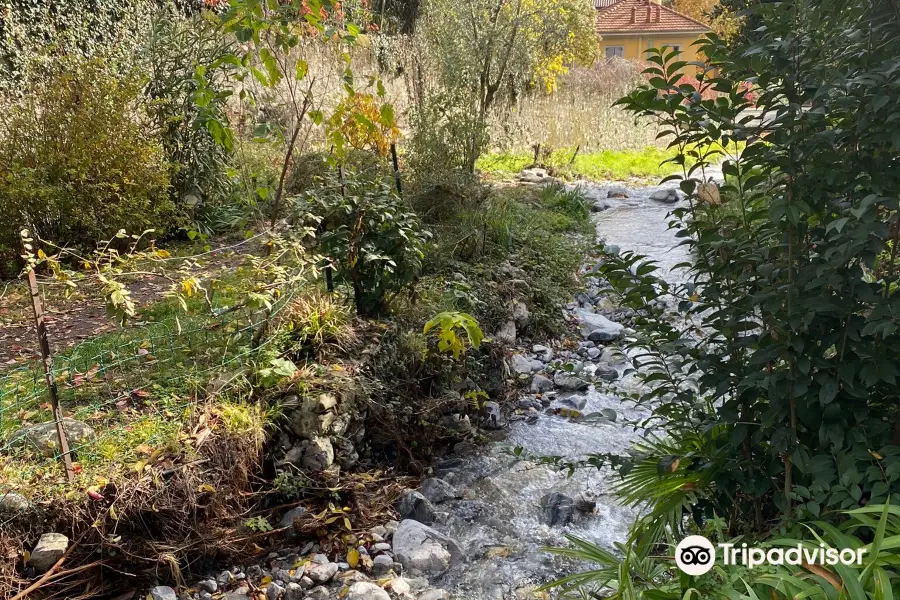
[488,60,659,152]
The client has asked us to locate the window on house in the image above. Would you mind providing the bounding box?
[605,46,624,59]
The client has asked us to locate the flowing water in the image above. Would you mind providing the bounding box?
[434,181,693,599]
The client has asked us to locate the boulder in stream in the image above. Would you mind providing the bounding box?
[393,520,463,576]
[595,365,619,381]
[539,492,576,526]
[553,372,589,391]
[530,375,554,393]
[396,490,437,525]
[649,188,681,203]
[419,478,459,504]
[481,401,505,429]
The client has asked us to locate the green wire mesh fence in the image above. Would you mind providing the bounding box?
[0,282,300,494]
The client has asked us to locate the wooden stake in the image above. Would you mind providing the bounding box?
[26,267,75,483]
[390,143,403,197]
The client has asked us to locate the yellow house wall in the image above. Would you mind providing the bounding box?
[601,33,705,73]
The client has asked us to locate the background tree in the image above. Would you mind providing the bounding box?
[671,0,740,39]
[412,0,599,173]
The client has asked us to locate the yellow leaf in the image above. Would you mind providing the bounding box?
[37,249,46,259]
[198,483,216,494]
[260,576,272,586]
[347,548,360,568]
[109,505,118,521]
[23,550,30,565]
[156,249,171,258]
[870,449,884,460]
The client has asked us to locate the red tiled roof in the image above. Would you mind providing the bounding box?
[596,0,709,33]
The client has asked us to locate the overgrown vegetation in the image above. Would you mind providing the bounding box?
[0,56,176,275]
[0,0,599,590]
[546,0,900,597]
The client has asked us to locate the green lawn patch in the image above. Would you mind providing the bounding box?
[478,146,682,182]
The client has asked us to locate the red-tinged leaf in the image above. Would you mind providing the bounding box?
[87,490,104,501]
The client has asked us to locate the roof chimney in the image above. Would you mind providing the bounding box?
[630,7,636,23]
[646,5,652,21]
[655,5,660,21]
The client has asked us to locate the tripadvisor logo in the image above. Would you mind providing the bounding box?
[674,535,867,576]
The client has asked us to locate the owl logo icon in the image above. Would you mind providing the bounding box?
[675,536,716,575]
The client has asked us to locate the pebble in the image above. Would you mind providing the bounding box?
[370,525,388,538]
[307,561,339,584]
[372,554,395,575]
[347,581,391,600]
[198,579,218,593]
[266,581,285,600]
[148,587,177,600]
[284,583,304,600]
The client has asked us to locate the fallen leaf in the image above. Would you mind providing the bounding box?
[347,548,360,568]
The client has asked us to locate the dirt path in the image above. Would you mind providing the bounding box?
[0,238,261,366]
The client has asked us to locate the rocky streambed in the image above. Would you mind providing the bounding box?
[147,179,688,600]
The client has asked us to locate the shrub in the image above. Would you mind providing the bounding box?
[598,0,900,535]
[539,182,590,221]
[295,171,431,316]
[282,291,356,357]
[144,8,235,212]
[0,57,175,264]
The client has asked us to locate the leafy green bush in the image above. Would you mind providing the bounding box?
[296,171,431,316]
[0,57,175,265]
[590,0,900,539]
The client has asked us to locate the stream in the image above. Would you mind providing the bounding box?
[433,180,692,600]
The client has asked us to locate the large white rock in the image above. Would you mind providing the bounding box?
[347,582,391,600]
[649,188,681,203]
[29,532,69,572]
[553,372,589,391]
[392,520,463,576]
[574,309,624,341]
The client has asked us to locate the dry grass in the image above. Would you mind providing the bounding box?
[0,415,264,598]
[488,59,659,152]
